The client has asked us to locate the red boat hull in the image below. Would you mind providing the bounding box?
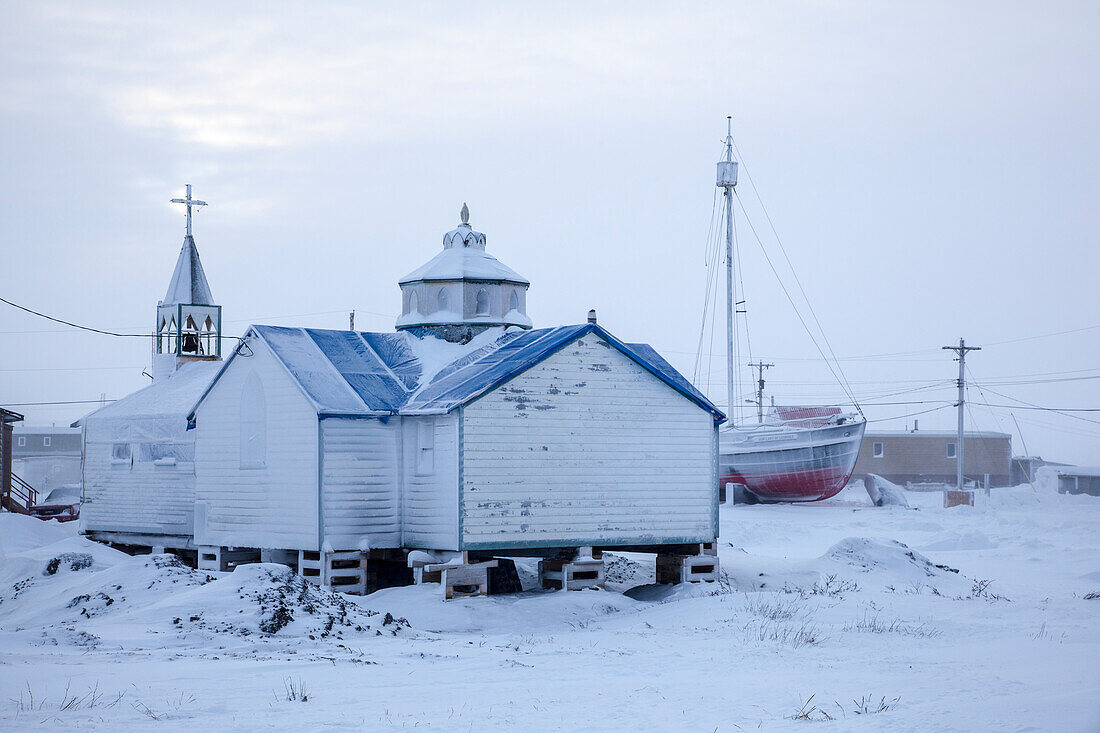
[720,419,865,502]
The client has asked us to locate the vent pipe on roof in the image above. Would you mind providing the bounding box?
[587,309,597,324]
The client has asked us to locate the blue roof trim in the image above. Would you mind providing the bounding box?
[403,325,590,413]
[405,324,726,421]
[206,323,724,423]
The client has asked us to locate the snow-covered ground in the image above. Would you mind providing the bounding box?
[2,482,1098,731]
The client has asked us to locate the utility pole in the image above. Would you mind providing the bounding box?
[942,338,981,492]
[349,310,355,331]
[748,361,774,424]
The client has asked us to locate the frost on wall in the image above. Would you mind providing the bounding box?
[239,371,267,469]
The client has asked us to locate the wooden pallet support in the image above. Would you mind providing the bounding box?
[298,550,369,595]
[197,546,260,572]
[656,553,720,584]
[540,548,605,590]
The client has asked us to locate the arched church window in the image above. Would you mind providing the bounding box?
[409,291,419,314]
[202,316,215,355]
[509,290,519,313]
[437,289,449,312]
[475,289,490,316]
[167,318,177,353]
[240,371,267,469]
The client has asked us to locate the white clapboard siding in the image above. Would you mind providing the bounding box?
[461,334,717,550]
[194,338,320,551]
[401,414,460,550]
[82,419,196,538]
[320,418,401,550]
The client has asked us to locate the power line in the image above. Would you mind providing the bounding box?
[984,323,1100,347]
[0,295,242,340]
[0,296,153,337]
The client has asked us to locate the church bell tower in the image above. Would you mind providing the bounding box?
[153,184,222,380]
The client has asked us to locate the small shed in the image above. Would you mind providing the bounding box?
[1057,467,1100,497]
[76,361,221,551]
[190,322,724,592]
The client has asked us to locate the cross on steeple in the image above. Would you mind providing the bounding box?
[170,184,207,237]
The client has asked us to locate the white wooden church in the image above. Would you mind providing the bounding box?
[81,195,724,596]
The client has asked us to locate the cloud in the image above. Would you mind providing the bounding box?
[4,3,752,149]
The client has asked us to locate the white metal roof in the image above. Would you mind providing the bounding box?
[865,430,1011,439]
[162,235,215,306]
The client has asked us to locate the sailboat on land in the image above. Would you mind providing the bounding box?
[709,120,865,503]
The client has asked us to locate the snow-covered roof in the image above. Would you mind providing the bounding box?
[865,430,1011,439]
[74,361,222,425]
[12,426,81,435]
[398,245,529,285]
[196,323,724,421]
[1058,466,1100,477]
[162,235,215,306]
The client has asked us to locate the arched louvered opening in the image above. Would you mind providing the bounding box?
[475,288,490,316]
[201,316,216,356]
[509,290,520,313]
[167,318,177,354]
[437,288,449,312]
[409,290,419,315]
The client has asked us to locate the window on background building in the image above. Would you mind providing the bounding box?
[17,436,25,447]
[416,421,434,475]
[111,443,131,461]
[43,436,51,447]
[946,442,957,458]
[240,371,267,469]
[873,442,884,458]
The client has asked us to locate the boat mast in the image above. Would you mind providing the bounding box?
[717,117,739,424]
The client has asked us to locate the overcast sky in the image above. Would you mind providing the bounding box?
[2,1,1098,464]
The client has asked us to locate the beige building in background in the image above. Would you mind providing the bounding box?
[853,429,1011,487]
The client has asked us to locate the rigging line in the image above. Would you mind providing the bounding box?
[733,194,754,371]
[732,195,860,411]
[730,138,861,413]
[865,404,952,423]
[730,195,744,424]
[0,296,242,340]
[697,207,723,386]
[706,263,720,398]
[694,186,723,383]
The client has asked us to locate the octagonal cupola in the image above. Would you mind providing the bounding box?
[396,204,531,341]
